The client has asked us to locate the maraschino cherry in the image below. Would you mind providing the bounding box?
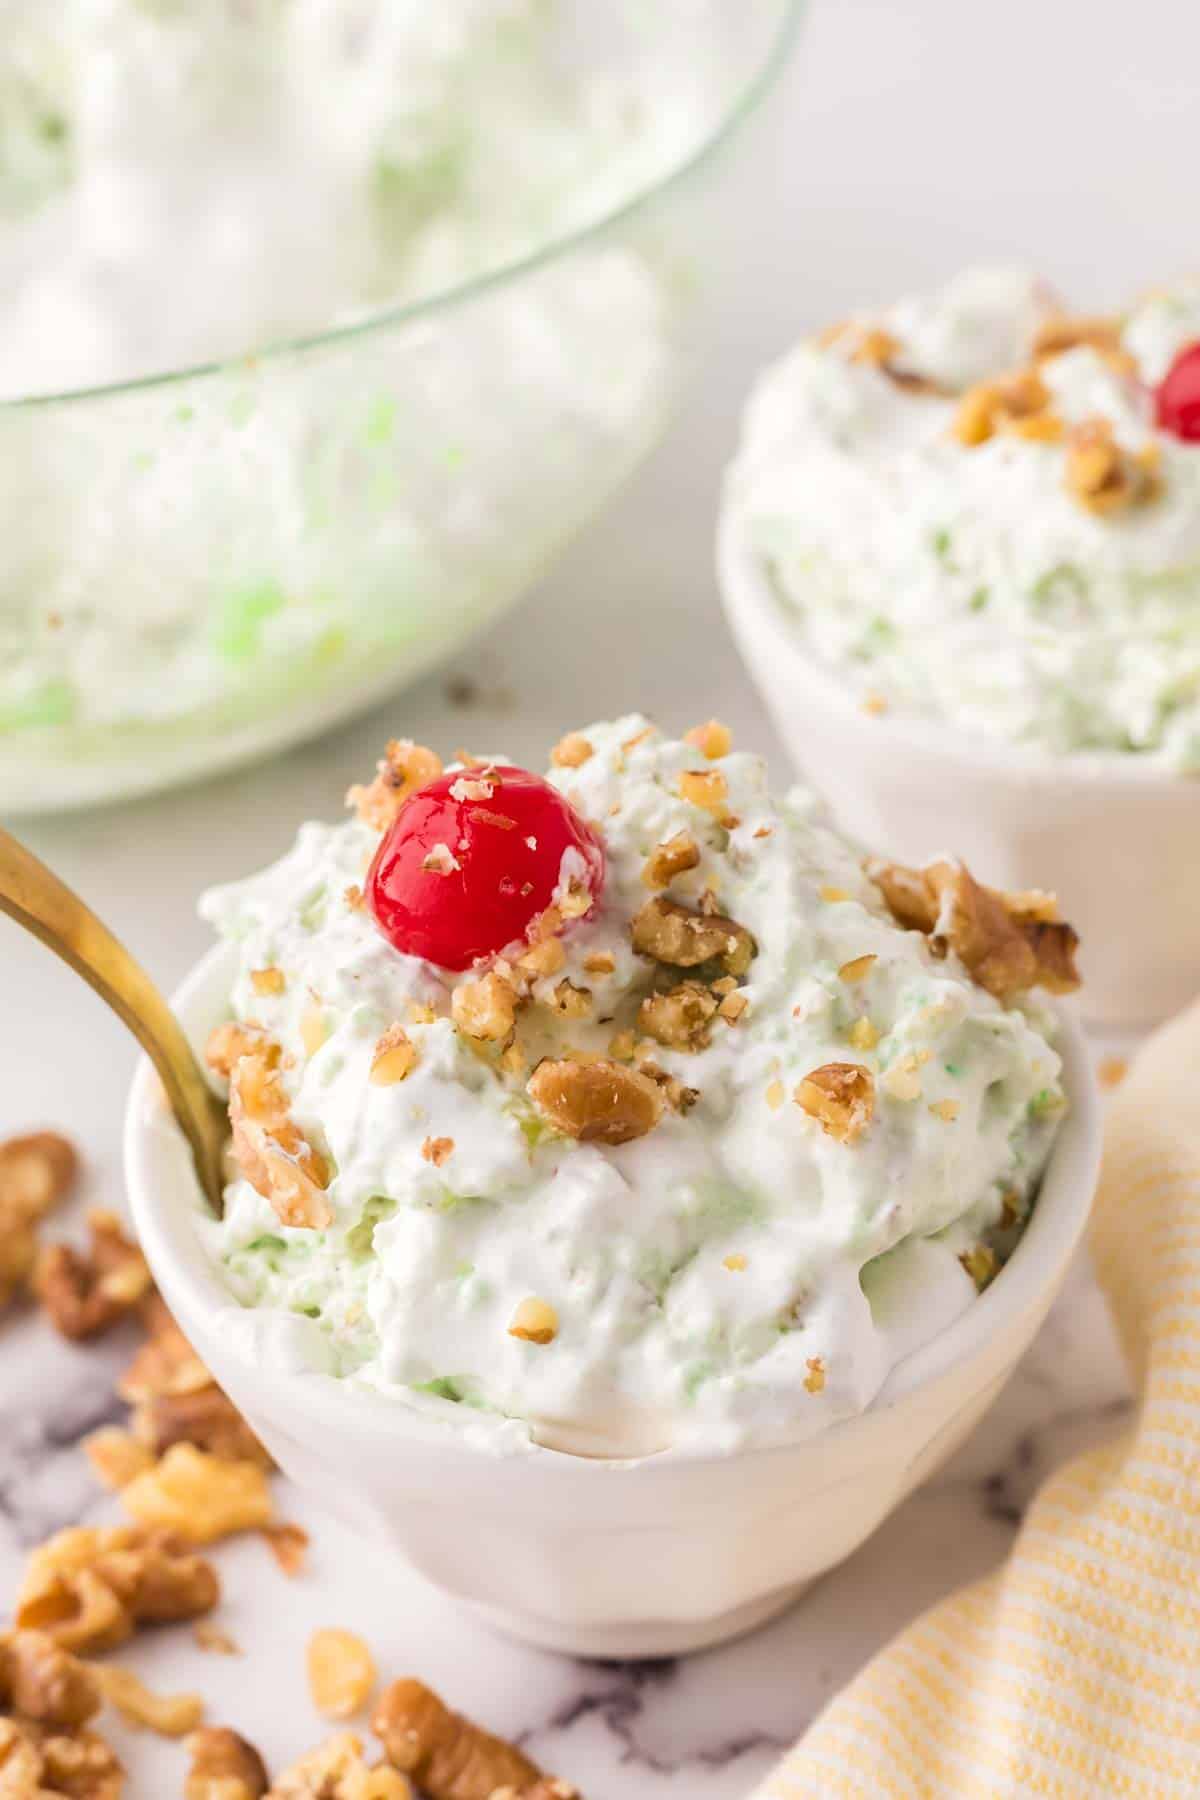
[367,764,605,970]
[1155,341,1200,442]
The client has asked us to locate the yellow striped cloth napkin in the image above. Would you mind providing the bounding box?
[755,1003,1200,1799]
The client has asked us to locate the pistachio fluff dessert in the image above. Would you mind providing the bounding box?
[199,719,1080,1457]
[724,267,1200,768]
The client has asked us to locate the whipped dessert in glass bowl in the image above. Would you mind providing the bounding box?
[719,267,1200,1026]
[125,719,1099,1655]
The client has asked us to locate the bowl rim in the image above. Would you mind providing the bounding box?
[11,0,806,414]
[124,941,1101,1476]
[716,506,1200,791]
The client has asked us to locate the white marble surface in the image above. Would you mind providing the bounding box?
[8,0,1198,1787]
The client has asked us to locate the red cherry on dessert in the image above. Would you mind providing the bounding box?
[1155,341,1200,441]
[367,765,605,970]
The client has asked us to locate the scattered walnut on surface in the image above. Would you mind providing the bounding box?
[641,831,700,892]
[0,1631,101,1730]
[307,1631,377,1722]
[952,367,1051,447]
[451,972,518,1045]
[1064,417,1162,516]
[638,982,719,1052]
[92,1664,204,1738]
[185,1726,270,1800]
[867,856,1080,1002]
[794,1064,875,1145]
[261,1522,310,1579]
[347,740,443,831]
[0,1131,78,1310]
[229,1053,331,1231]
[372,1679,541,1800]
[82,1429,154,1493]
[804,1356,827,1396]
[544,980,591,1021]
[120,1445,273,1546]
[631,896,755,979]
[960,1245,1000,1291]
[527,1059,664,1146]
[16,1525,218,1654]
[820,321,947,394]
[131,1385,272,1471]
[1032,312,1134,374]
[33,1211,152,1341]
[267,1731,411,1798]
[549,733,593,769]
[0,1714,124,1800]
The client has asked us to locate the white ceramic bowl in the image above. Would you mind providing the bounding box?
[719,516,1200,1030]
[124,947,1100,1660]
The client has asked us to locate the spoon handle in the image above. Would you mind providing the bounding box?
[0,825,226,1214]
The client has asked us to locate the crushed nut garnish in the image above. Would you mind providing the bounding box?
[804,1356,827,1395]
[300,1002,328,1060]
[821,321,946,393]
[882,1055,923,1102]
[819,885,850,904]
[93,1663,204,1737]
[867,855,1080,1001]
[1064,417,1162,516]
[794,1064,875,1144]
[638,982,719,1052]
[261,1522,309,1579]
[952,367,1051,447]
[508,1297,559,1346]
[421,844,460,876]
[369,1026,419,1086]
[515,937,565,981]
[344,884,365,912]
[546,980,592,1020]
[347,740,442,831]
[420,1138,454,1168]
[120,1444,273,1545]
[641,830,701,892]
[17,1525,218,1653]
[527,1058,664,1145]
[229,1051,332,1230]
[861,691,888,716]
[451,971,518,1045]
[34,1210,152,1341]
[723,1254,747,1272]
[192,1621,241,1656]
[928,1098,960,1122]
[1032,312,1134,374]
[765,1079,785,1111]
[550,732,594,769]
[268,1731,411,1798]
[837,954,876,985]
[250,967,286,997]
[683,719,733,759]
[582,951,616,976]
[373,1679,542,1800]
[307,1630,377,1721]
[960,1245,1000,1291]
[205,1021,272,1081]
[607,1030,636,1063]
[185,1726,268,1800]
[631,895,755,978]
[718,990,749,1024]
[678,768,730,818]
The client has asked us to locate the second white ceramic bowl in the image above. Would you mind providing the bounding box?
[124,947,1100,1659]
[719,516,1200,1030]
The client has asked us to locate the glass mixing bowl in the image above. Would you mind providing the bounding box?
[0,0,803,815]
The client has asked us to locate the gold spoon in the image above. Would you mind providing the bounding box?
[0,825,227,1214]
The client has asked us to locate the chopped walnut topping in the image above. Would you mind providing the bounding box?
[82,1430,154,1492]
[268,1732,411,1799]
[794,1064,875,1144]
[1032,312,1134,374]
[514,937,565,982]
[723,1254,747,1272]
[307,1630,377,1721]
[607,1030,636,1062]
[508,1297,559,1345]
[635,1059,699,1116]
[229,1052,331,1230]
[550,732,594,769]
[120,1444,273,1545]
[960,1244,1000,1291]
[837,954,876,985]
[527,1058,664,1146]
[451,971,518,1044]
[370,1026,419,1086]
[0,1715,123,1800]
[867,855,1081,1002]
[93,1663,204,1737]
[952,367,1051,447]
[373,1679,541,1800]
[344,884,365,913]
[804,1356,827,1395]
[34,1211,152,1342]
[847,1017,880,1052]
[250,967,286,997]
[0,1631,101,1729]
[638,982,719,1052]
[17,1525,218,1653]
[448,772,498,804]
[582,951,616,976]
[185,1726,269,1800]
[420,1137,454,1168]
[545,980,592,1021]
[677,768,730,818]
[882,1054,923,1102]
[819,885,850,904]
[684,719,733,759]
[421,844,460,876]
[347,740,443,831]
[119,1306,211,1406]
[765,1079,785,1111]
[261,1522,309,1578]
[641,831,700,892]
[205,1022,273,1082]
[929,1098,960,1123]
[1064,417,1162,515]
[631,896,756,978]
[822,321,947,393]
[556,877,593,923]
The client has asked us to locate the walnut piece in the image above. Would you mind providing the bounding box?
[132,1386,272,1471]
[549,733,593,769]
[867,856,1081,1002]
[369,1026,419,1087]
[821,321,947,394]
[92,1664,203,1737]
[347,740,443,831]
[508,1298,558,1346]
[631,896,755,978]
[372,1679,541,1800]
[0,1715,124,1800]
[0,1133,79,1310]
[1064,417,1161,516]
[794,1064,875,1144]
[527,1059,664,1146]
[82,1429,154,1492]
[120,1444,273,1545]
[33,1211,151,1341]
[268,1732,411,1798]
[0,1631,101,1730]
[1032,312,1134,374]
[16,1526,218,1654]
[638,982,719,1052]
[683,719,732,759]
[952,367,1051,447]
[185,1727,269,1800]
[205,1022,273,1082]
[451,972,518,1045]
[307,1630,377,1722]
[641,831,700,892]
[229,1053,332,1230]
